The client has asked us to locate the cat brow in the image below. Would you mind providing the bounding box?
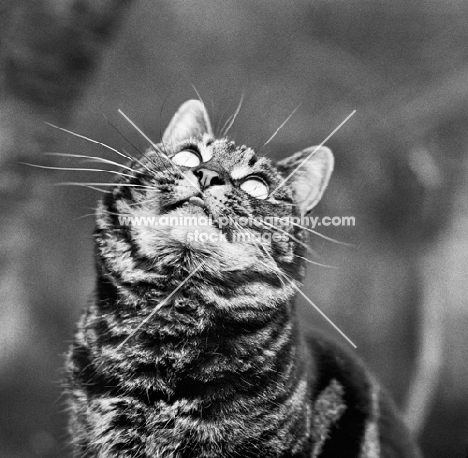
[269,110,356,197]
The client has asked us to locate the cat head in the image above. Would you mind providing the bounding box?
[96,100,333,287]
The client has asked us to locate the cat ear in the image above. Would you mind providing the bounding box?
[162,100,213,145]
[277,146,334,215]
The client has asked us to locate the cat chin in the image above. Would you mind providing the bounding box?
[131,219,263,273]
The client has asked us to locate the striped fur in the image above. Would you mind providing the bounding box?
[66,100,422,457]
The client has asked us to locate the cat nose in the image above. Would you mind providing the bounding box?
[193,168,225,190]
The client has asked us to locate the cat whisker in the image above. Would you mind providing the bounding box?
[103,115,156,175]
[118,109,203,195]
[85,186,112,194]
[158,91,173,142]
[258,261,355,348]
[113,116,173,176]
[214,104,230,137]
[187,80,206,108]
[157,74,186,142]
[100,208,133,219]
[125,195,163,208]
[118,109,171,162]
[84,158,138,174]
[118,109,203,194]
[74,210,99,220]
[258,249,284,283]
[118,109,172,164]
[222,92,244,137]
[155,95,186,177]
[294,254,337,269]
[248,235,288,287]
[229,217,284,283]
[44,153,136,173]
[58,183,111,194]
[219,113,235,139]
[249,217,318,258]
[47,120,160,181]
[21,162,135,179]
[154,91,200,179]
[117,259,207,350]
[261,103,301,155]
[156,141,181,176]
[46,122,131,162]
[55,182,159,190]
[281,202,299,207]
[158,141,205,195]
[154,87,192,177]
[270,110,356,197]
[228,213,318,260]
[287,277,357,348]
[285,219,354,247]
[103,115,142,157]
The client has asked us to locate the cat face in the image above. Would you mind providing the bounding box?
[97,100,333,284]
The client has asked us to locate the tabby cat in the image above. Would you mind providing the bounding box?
[66,100,422,457]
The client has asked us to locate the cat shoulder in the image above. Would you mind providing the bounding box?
[303,329,422,458]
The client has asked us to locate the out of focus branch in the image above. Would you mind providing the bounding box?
[374,65,468,144]
[3,0,132,113]
[0,0,133,369]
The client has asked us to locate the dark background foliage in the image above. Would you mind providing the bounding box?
[1,1,467,457]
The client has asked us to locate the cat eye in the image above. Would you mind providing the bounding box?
[172,149,201,167]
[240,177,269,200]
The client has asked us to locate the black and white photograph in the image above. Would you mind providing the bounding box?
[1,1,467,457]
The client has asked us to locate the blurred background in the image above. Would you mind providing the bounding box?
[1,0,467,457]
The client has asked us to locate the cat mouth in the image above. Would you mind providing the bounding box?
[165,196,211,218]
[187,196,206,210]
[163,196,234,238]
